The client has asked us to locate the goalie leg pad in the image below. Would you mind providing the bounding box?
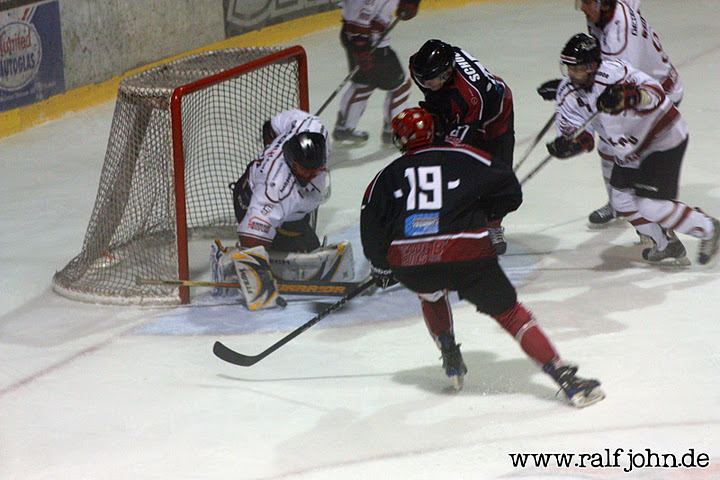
[232,246,285,311]
[269,241,355,282]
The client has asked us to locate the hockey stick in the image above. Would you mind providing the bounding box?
[213,278,376,367]
[519,110,601,186]
[314,16,402,116]
[513,113,556,172]
[137,277,368,297]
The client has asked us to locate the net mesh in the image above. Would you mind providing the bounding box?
[53,47,304,304]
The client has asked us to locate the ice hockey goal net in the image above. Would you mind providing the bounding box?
[53,46,309,305]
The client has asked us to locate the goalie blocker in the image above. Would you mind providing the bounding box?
[212,240,355,309]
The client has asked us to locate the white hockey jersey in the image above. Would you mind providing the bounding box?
[238,110,330,243]
[588,0,683,104]
[341,0,398,48]
[555,59,688,169]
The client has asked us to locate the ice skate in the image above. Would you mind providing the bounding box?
[588,202,617,226]
[381,128,394,145]
[488,226,507,255]
[642,234,690,266]
[698,217,720,265]
[332,126,369,146]
[439,333,467,391]
[544,363,605,408]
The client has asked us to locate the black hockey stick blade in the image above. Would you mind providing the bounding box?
[213,278,376,367]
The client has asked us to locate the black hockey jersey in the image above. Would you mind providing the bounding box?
[410,47,513,144]
[360,143,522,270]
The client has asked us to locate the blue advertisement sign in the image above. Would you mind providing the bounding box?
[0,0,64,112]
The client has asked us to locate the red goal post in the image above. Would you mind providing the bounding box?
[53,46,309,305]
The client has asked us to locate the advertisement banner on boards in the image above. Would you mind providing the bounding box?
[223,0,340,37]
[0,0,64,112]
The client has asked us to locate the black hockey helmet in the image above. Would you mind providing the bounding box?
[282,132,327,186]
[575,0,616,9]
[410,39,455,86]
[561,33,601,66]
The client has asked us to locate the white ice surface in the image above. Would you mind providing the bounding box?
[2,1,720,479]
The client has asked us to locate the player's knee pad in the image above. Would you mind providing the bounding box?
[268,241,355,282]
[635,197,674,224]
[492,302,535,341]
[609,187,637,216]
[232,246,284,311]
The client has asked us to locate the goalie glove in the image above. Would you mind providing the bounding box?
[546,131,594,159]
[596,82,640,114]
[371,265,398,290]
[537,78,562,101]
[396,0,420,20]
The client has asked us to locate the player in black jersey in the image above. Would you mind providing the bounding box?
[360,107,604,407]
[409,39,515,253]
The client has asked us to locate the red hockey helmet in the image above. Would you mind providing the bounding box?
[391,107,435,152]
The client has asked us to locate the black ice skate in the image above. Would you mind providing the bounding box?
[488,226,507,255]
[698,217,720,265]
[543,363,605,408]
[588,202,617,226]
[642,234,691,266]
[439,333,467,391]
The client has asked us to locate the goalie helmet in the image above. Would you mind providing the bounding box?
[410,39,455,88]
[282,132,327,186]
[391,107,434,152]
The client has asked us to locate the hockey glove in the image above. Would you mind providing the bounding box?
[537,78,562,101]
[546,131,594,159]
[596,82,640,114]
[349,36,373,71]
[371,265,398,289]
[419,101,449,141]
[396,0,420,20]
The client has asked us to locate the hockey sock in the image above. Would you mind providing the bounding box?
[637,198,715,240]
[336,83,374,130]
[383,78,412,130]
[631,218,668,250]
[419,291,454,348]
[492,302,558,365]
[487,218,503,229]
[600,157,613,202]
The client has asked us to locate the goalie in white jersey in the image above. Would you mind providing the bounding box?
[539,0,684,225]
[212,110,354,310]
[546,34,719,266]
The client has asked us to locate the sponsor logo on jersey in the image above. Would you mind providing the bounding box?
[247,216,272,234]
[405,213,439,236]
